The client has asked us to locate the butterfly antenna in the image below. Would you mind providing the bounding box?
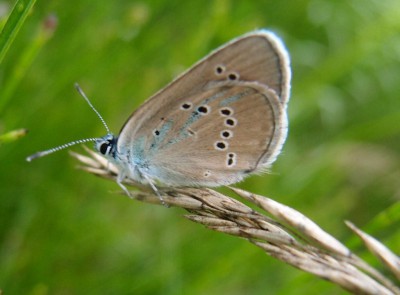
[74,83,111,134]
[27,84,111,162]
[26,137,98,162]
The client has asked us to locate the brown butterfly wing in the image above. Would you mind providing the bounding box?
[117,31,290,186]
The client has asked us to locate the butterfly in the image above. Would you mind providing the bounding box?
[28,30,291,204]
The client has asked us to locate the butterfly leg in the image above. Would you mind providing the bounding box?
[142,174,168,207]
[116,173,134,199]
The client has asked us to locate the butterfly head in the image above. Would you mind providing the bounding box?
[95,134,118,159]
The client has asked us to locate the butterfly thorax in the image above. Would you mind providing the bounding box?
[95,134,149,185]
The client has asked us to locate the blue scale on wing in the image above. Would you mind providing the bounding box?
[149,120,173,151]
[128,119,174,167]
[200,88,228,106]
[219,89,251,107]
[166,89,229,146]
[130,136,147,167]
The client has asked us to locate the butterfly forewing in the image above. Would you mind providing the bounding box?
[119,31,290,139]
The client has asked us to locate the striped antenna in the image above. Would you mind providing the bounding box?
[26,84,110,161]
[26,138,98,161]
[74,83,110,134]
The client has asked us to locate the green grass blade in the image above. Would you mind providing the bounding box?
[0,14,58,112]
[0,128,28,144]
[0,0,37,64]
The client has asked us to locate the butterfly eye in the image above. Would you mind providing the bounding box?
[100,142,111,155]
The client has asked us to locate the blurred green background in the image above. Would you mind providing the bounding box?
[1,0,399,294]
